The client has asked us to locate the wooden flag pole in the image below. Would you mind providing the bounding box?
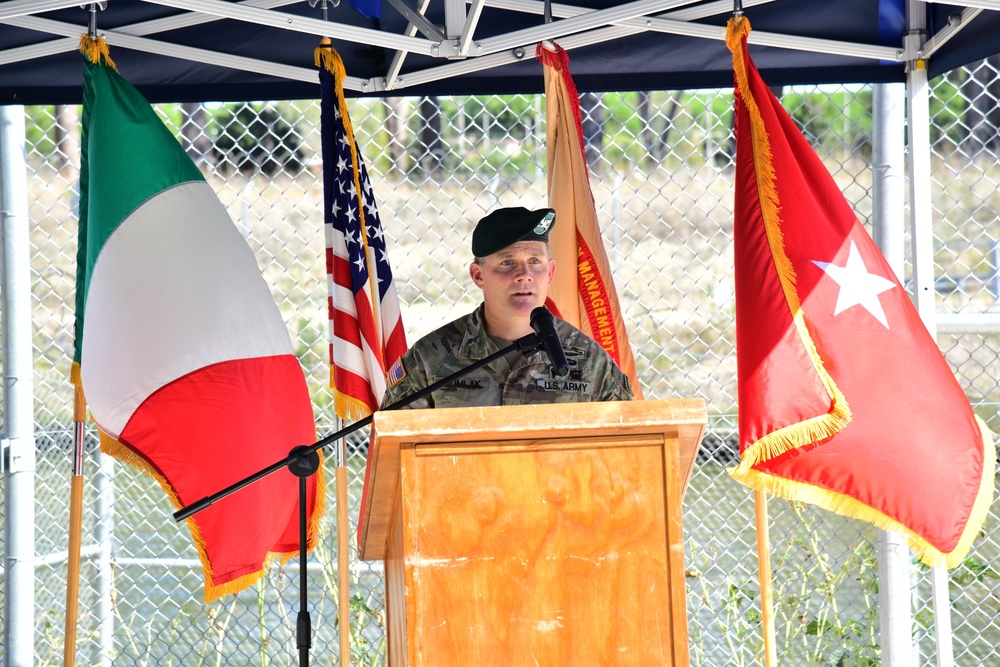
[63,385,87,667]
[337,437,351,667]
[755,489,778,667]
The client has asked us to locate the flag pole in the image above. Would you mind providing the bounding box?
[733,10,775,664]
[63,383,86,667]
[65,10,102,664]
[336,426,352,667]
[754,490,778,667]
[314,33,353,664]
[311,6,352,656]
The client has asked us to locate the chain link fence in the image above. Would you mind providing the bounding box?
[3,58,999,666]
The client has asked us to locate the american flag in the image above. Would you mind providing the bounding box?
[320,60,407,420]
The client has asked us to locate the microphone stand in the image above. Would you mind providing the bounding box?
[172,329,549,666]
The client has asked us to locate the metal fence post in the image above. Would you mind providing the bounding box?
[1,104,36,667]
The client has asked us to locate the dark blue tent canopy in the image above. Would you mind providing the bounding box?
[2,0,999,104]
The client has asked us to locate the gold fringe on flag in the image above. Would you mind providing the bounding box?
[951,415,997,567]
[69,361,88,421]
[335,393,377,423]
[731,414,995,569]
[727,16,852,476]
[100,429,326,602]
[79,34,118,71]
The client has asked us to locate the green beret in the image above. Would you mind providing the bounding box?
[472,207,556,257]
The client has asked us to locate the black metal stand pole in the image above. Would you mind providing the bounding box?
[287,446,320,667]
[297,476,310,667]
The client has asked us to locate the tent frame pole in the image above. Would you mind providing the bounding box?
[906,3,954,666]
[872,81,917,667]
[1,104,36,667]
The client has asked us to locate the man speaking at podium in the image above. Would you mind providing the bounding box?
[382,206,633,409]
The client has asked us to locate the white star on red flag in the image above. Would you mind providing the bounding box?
[813,241,896,328]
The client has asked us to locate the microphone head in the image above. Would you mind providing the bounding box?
[529,306,569,376]
[529,305,554,332]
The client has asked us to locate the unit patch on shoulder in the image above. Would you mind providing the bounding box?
[386,358,406,387]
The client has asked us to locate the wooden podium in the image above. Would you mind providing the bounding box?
[358,399,706,667]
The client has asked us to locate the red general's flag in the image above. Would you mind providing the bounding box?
[727,18,994,567]
[537,43,643,398]
[318,45,407,420]
[75,38,322,601]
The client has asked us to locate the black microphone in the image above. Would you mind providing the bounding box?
[530,306,569,376]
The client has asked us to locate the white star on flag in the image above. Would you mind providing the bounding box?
[813,240,896,328]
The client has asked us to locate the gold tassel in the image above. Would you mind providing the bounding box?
[314,36,347,84]
[79,34,118,71]
[307,464,327,551]
[69,361,89,422]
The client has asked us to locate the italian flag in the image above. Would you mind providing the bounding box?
[74,39,322,601]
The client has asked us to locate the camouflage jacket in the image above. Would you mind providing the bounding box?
[381,304,633,409]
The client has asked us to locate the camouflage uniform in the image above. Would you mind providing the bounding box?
[382,304,633,409]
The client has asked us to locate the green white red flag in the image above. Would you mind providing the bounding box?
[537,43,643,398]
[727,18,994,567]
[73,38,322,601]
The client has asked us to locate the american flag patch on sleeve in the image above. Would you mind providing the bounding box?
[386,358,406,387]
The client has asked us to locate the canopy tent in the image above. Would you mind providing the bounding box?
[2,0,1000,104]
[3,2,1000,667]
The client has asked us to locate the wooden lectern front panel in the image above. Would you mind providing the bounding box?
[396,435,687,666]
